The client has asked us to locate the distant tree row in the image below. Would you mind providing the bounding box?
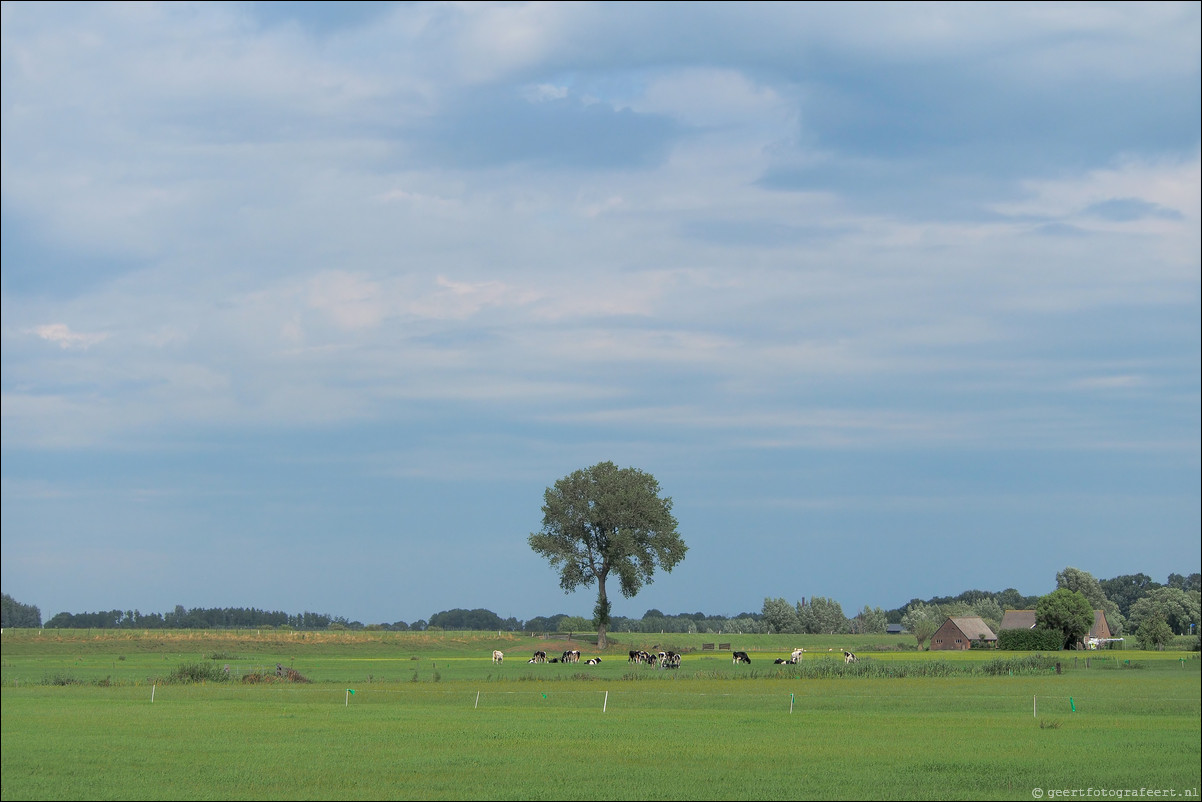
[427,608,522,631]
[40,605,358,631]
[10,569,1197,635]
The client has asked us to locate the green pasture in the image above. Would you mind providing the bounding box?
[2,630,1199,800]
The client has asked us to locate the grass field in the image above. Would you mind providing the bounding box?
[2,630,1198,801]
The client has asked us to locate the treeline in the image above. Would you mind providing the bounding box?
[8,569,1197,635]
[38,605,360,631]
[2,594,41,628]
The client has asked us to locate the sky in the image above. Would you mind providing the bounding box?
[2,1,1199,627]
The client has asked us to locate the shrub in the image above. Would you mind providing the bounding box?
[166,662,229,684]
[242,667,310,684]
[997,628,1064,651]
[42,673,82,686]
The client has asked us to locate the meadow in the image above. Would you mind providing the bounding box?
[2,629,1199,801]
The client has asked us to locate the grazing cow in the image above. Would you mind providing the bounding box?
[843,650,858,664]
[791,648,805,662]
[492,650,504,664]
[659,651,681,669]
[586,657,602,665]
[562,649,581,664]
[732,651,751,664]
[532,650,547,664]
[629,650,641,663]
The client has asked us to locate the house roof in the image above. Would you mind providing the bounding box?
[1090,610,1109,638]
[999,610,1037,630]
[947,616,997,641]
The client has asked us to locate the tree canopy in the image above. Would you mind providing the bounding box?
[901,601,944,649]
[528,461,686,649]
[1036,588,1095,649]
[1126,587,1201,636]
[1,594,41,628]
[1135,612,1175,650]
[1056,566,1125,635]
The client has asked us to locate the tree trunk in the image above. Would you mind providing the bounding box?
[596,578,609,650]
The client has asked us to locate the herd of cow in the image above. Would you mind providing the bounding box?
[740,648,858,665]
[491,647,859,666]
[491,649,604,665]
[628,649,682,668]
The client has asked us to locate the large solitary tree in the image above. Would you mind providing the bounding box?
[1036,588,1095,649]
[528,461,686,649]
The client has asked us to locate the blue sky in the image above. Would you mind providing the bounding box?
[2,1,1198,626]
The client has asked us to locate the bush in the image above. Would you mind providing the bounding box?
[998,628,1064,651]
[166,662,229,684]
[241,667,310,684]
[42,673,82,686]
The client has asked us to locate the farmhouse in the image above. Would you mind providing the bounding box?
[929,616,997,650]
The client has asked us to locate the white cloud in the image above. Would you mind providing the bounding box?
[523,83,569,102]
[636,68,790,129]
[30,323,108,350]
[995,153,1202,225]
[306,272,388,330]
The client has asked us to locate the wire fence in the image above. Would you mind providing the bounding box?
[44,681,1198,720]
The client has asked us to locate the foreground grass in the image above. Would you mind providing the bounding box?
[2,630,1198,801]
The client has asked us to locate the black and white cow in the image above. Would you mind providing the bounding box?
[771,648,805,665]
[492,650,504,664]
[586,657,602,665]
[562,649,581,664]
[843,650,858,664]
[732,651,751,664]
[531,650,547,664]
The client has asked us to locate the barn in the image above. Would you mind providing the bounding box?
[929,616,997,650]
